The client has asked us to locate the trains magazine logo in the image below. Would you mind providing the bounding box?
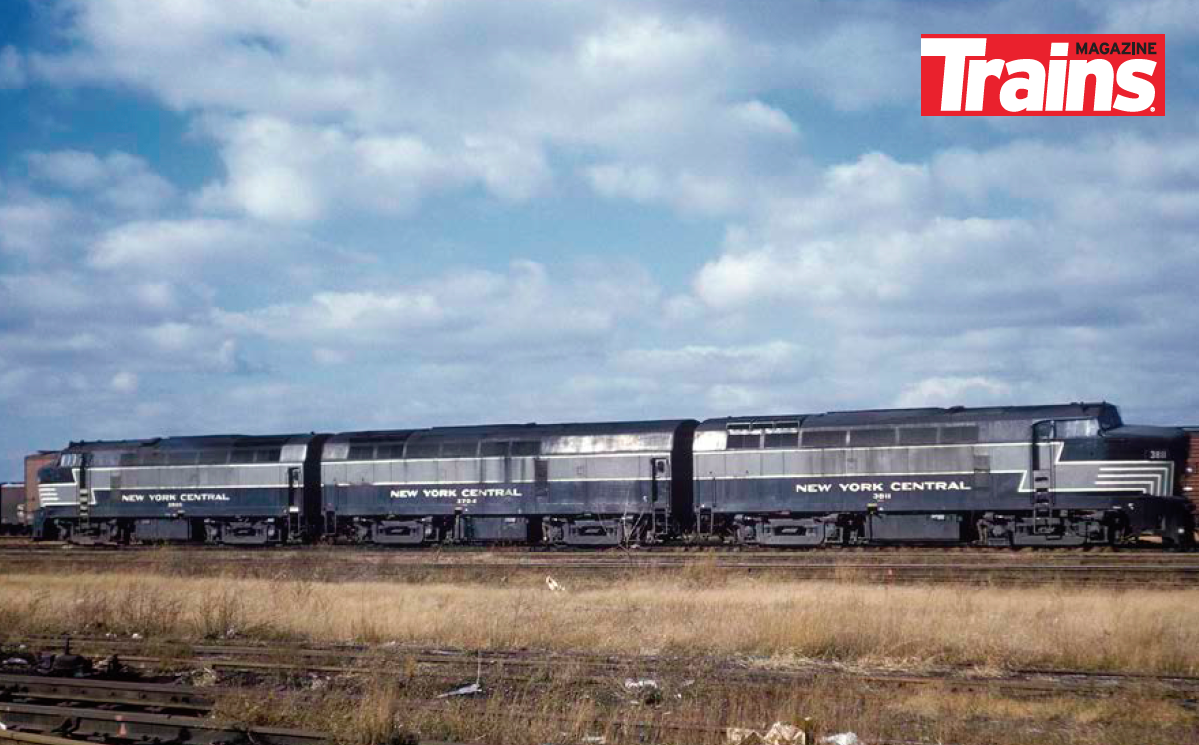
[921,34,1164,115]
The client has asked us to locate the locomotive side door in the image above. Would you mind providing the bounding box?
[286,466,302,540]
[650,457,669,534]
[650,457,669,505]
[1030,421,1057,531]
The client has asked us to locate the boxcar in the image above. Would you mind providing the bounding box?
[694,403,1194,547]
[1183,427,1199,520]
[1,483,28,534]
[321,420,698,546]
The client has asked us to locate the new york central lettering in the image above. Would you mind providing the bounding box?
[796,480,970,493]
[120,492,231,502]
[390,487,523,499]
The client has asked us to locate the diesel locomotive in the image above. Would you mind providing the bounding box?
[32,402,1194,548]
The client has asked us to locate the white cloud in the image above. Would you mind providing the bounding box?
[615,341,807,382]
[110,371,139,393]
[195,116,549,222]
[895,376,1014,408]
[26,150,109,189]
[0,194,79,258]
[218,259,661,359]
[90,217,279,275]
[729,100,799,137]
[30,1,823,222]
[313,347,349,366]
[692,135,1199,327]
[584,161,745,215]
[26,150,176,212]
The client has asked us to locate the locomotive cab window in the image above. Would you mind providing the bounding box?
[39,466,75,484]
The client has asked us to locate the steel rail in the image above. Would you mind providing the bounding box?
[0,701,326,745]
[10,637,1198,700]
[0,673,213,715]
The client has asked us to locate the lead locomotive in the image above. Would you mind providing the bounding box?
[33,402,1194,548]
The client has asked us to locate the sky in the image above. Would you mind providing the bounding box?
[0,0,1197,480]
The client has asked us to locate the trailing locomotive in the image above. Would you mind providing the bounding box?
[320,421,695,546]
[30,402,1194,547]
[34,434,326,545]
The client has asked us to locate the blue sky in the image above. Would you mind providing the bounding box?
[1,0,1197,480]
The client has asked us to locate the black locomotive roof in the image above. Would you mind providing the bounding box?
[334,420,694,441]
[698,403,1119,431]
[325,430,419,446]
[65,433,318,452]
[414,419,694,440]
[330,420,697,455]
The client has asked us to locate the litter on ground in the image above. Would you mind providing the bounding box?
[726,720,813,745]
[437,682,483,698]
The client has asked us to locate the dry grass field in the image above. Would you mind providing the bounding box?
[208,665,1199,745]
[3,568,1199,743]
[2,570,1198,675]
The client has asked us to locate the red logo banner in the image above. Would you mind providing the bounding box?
[921,34,1164,116]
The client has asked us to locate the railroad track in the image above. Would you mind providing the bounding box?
[0,672,212,714]
[5,549,1199,586]
[0,678,943,745]
[0,650,1186,745]
[0,672,325,745]
[10,636,1199,700]
[3,540,1194,554]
